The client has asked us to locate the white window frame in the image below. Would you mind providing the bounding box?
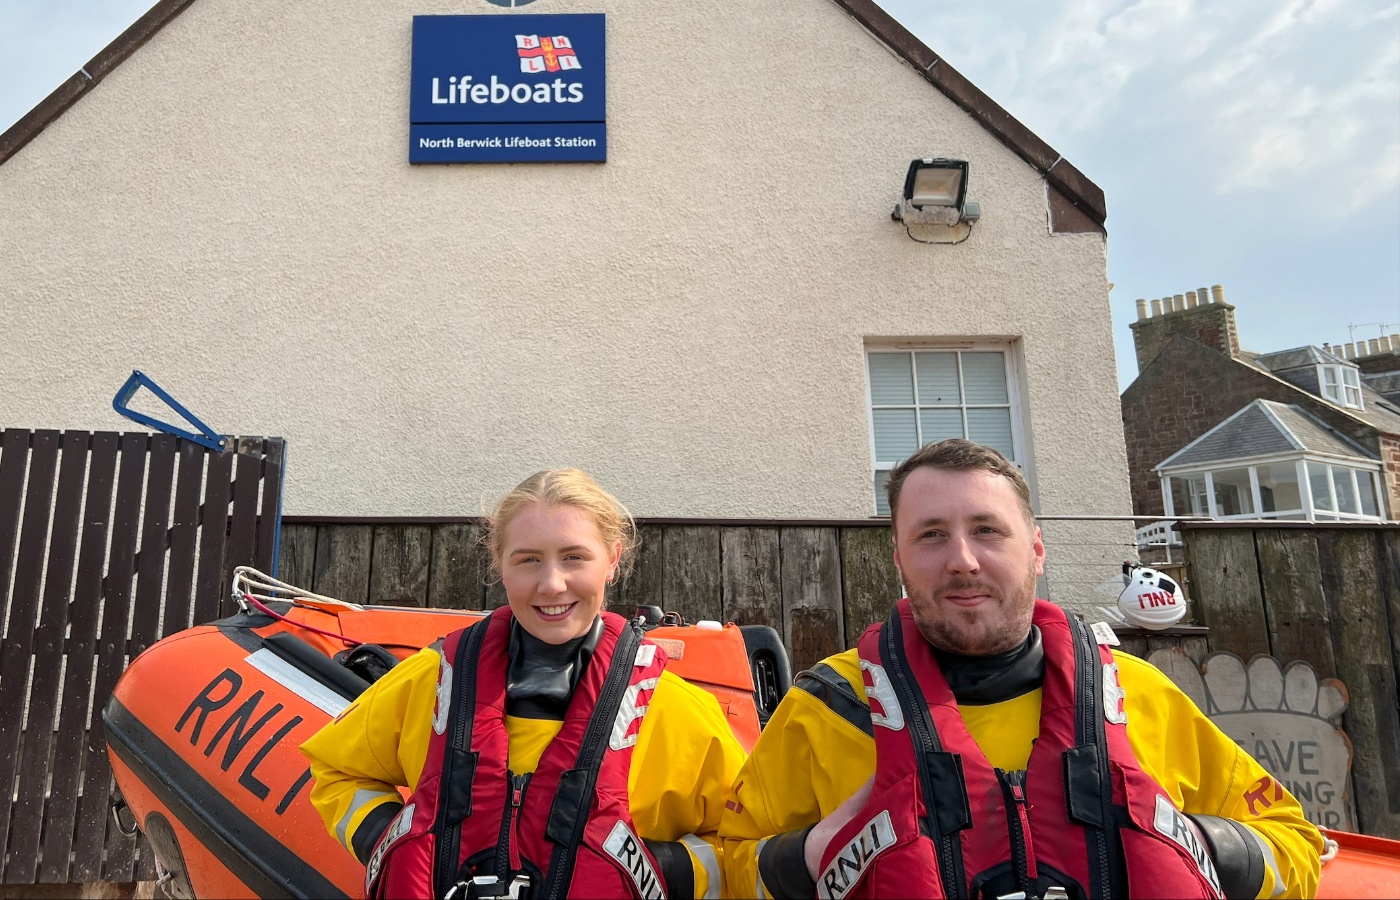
[1318,363,1364,410]
[865,342,1026,515]
[1159,452,1385,522]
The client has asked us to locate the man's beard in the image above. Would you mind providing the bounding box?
[905,569,1039,656]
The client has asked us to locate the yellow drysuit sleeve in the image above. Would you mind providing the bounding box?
[301,646,746,898]
[719,647,1323,899]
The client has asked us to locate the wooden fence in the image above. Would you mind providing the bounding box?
[0,430,283,885]
[1182,521,1400,838]
[279,518,908,674]
[279,516,1205,676]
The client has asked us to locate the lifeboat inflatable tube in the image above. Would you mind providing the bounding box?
[103,569,784,899]
[105,571,1399,898]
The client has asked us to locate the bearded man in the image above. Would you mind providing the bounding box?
[719,439,1322,899]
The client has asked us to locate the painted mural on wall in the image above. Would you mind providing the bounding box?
[1149,649,1354,831]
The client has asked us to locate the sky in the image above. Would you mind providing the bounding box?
[2,0,1398,388]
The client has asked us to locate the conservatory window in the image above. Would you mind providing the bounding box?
[1256,461,1302,513]
[1164,459,1383,521]
[1212,468,1255,516]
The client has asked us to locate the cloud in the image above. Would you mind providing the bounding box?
[879,0,1400,217]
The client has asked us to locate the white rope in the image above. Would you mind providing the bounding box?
[231,565,364,612]
[1319,836,1339,864]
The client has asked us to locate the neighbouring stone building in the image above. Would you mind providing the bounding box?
[1121,285,1399,522]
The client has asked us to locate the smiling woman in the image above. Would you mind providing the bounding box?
[489,468,635,644]
[300,469,746,899]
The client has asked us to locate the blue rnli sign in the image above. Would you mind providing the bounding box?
[410,14,606,163]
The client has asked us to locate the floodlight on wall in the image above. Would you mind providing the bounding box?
[891,158,981,243]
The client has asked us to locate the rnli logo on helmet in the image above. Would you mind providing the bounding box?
[859,661,905,731]
[816,810,896,900]
[516,34,581,72]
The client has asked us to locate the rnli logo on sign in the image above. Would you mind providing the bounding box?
[516,34,581,73]
[603,821,667,899]
[486,0,538,6]
[816,810,896,900]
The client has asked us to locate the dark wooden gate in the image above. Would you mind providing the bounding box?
[0,430,284,885]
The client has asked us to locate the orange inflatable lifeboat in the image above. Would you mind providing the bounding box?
[103,568,787,899]
[106,570,1400,898]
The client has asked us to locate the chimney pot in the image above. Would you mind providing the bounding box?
[1211,284,1226,304]
[1385,335,1397,353]
[1151,298,1163,317]
[1198,286,1211,305]
[1173,293,1185,312]
[1186,290,1200,308]
[1369,339,1381,355]
[1345,342,1356,358]
[1135,299,1148,321]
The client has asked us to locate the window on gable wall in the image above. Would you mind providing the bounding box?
[867,346,1022,515]
[1319,364,1364,409]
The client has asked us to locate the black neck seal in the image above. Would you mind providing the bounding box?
[932,626,1045,706]
[506,615,605,719]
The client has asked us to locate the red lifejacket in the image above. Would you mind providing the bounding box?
[816,598,1225,900]
[365,608,670,900]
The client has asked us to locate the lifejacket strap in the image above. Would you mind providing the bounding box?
[540,623,645,894]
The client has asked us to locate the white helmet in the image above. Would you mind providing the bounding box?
[1117,563,1187,630]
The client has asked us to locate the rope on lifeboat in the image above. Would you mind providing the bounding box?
[232,565,366,646]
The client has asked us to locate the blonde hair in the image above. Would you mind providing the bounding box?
[486,469,637,580]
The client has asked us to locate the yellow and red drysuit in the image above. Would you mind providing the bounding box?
[302,626,747,898]
[720,617,1324,899]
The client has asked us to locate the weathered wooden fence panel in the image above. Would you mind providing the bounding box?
[1187,528,1271,658]
[279,518,1203,683]
[1182,522,1400,838]
[0,430,284,884]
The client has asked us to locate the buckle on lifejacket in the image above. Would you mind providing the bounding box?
[445,874,531,899]
[995,888,1069,900]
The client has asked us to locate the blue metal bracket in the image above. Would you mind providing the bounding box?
[112,370,229,451]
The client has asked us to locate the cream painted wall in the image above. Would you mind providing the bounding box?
[0,0,1129,555]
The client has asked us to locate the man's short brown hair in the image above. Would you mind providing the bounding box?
[885,439,1035,524]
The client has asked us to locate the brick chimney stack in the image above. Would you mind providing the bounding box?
[1129,283,1241,373]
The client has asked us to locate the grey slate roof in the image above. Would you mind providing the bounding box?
[1158,400,1378,470]
[1254,345,1354,371]
[1238,345,1400,435]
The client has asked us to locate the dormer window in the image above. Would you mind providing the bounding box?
[1319,364,1363,409]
